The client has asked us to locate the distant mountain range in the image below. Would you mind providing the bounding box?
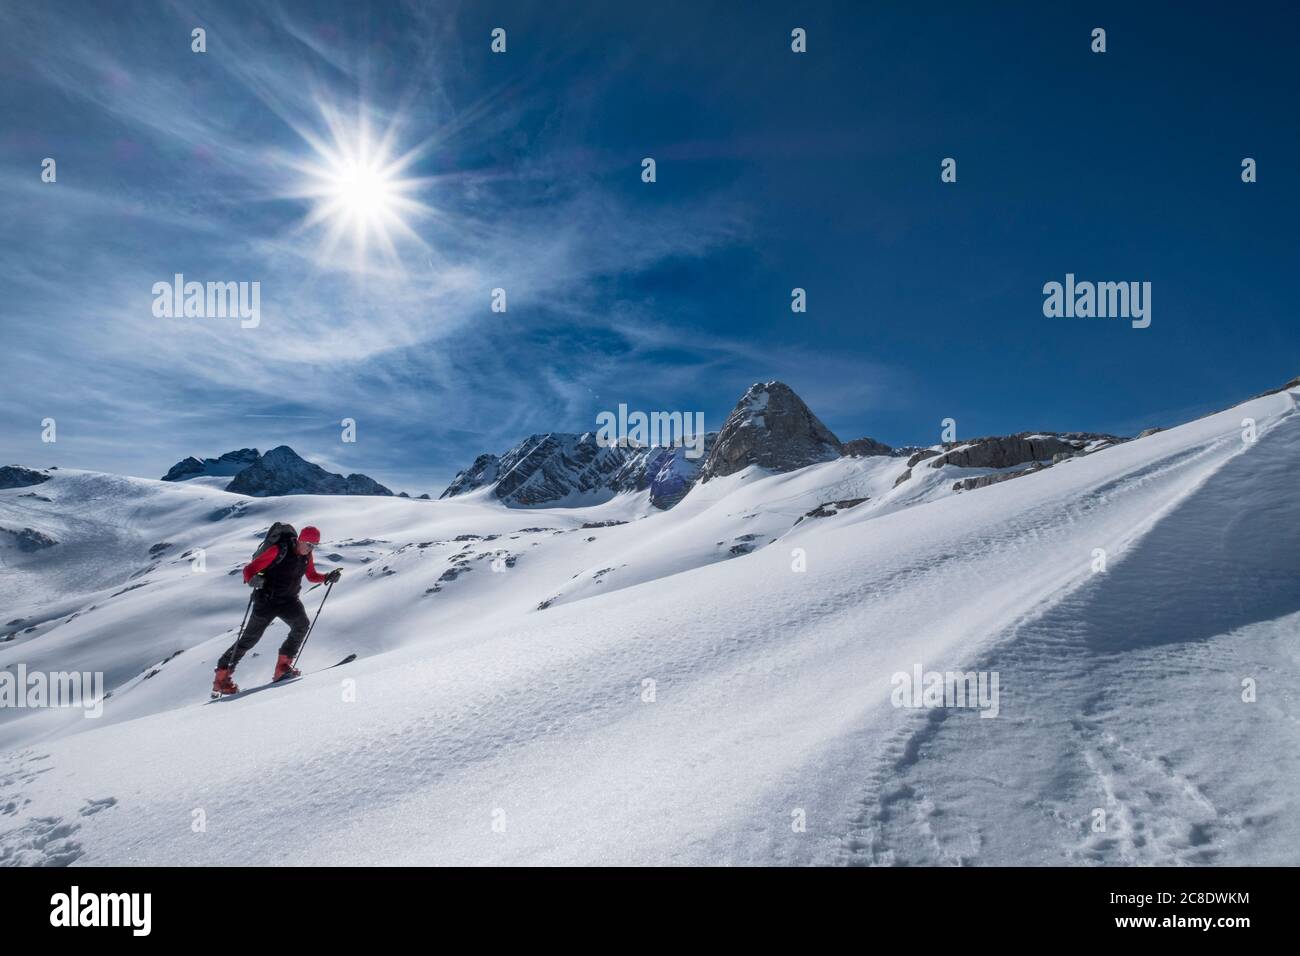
[27,374,1258,508]
[438,381,894,510]
[161,445,396,498]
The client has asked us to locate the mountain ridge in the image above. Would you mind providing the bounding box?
[160,445,393,498]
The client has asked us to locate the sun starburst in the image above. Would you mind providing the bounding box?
[288,104,431,270]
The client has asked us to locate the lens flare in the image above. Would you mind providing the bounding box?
[288,104,430,270]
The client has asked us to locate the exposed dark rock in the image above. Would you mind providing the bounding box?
[796,497,870,523]
[843,437,893,458]
[443,432,716,509]
[226,446,393,497]
[906,449,940,468]
[450,434,624,506]
[635,440,718,509]
[162,448,260,482]
[207,503,249,522]
[700,382,842,482]
[5,527,58,552]
[445,381,864,509]
[440,453,501,498]
[952,462,1047,492]
[926,433,1118,471]
[0,465,51,490]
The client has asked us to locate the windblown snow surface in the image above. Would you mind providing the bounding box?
[1,389,1297,865]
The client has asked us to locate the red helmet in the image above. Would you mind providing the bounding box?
[298,526,321,544]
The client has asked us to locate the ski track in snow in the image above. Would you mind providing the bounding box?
[0,389,1296,865]
[837,404,1300,866]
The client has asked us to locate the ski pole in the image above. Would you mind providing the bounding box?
[292,579,334,669]
[217,590,255,676]
[233,589,254,645]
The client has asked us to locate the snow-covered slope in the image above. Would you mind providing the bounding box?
[1,387,1297,865]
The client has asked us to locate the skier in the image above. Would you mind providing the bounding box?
[211,524,341,696]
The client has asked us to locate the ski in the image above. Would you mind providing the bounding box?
[209,653,357,702]
[274,652,357,684]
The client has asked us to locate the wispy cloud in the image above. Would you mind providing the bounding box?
[0,0,787,490]
[5,0,1294,494]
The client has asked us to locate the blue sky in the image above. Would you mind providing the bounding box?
[1,1,1297,494]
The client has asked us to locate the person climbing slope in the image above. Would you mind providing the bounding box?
[211,523,341,697]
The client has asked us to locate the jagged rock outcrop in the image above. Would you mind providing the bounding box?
[225,446,393,497]
[162,448,261,482]
[482,433,631,506]
[699,382,842,482]
[924,432,1122,472]
[637,439,717,509]
[952,462,1047,493]
[0,466,51,490]
[892,431,1123,489]
[843,437,893,458]
[440,454,501,498]
[926,434,1077,471]
[795,497,869,523]
[440,432,716,509]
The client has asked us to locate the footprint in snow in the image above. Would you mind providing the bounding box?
[79,797,118,817]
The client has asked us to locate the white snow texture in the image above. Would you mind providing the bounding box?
[0,388,1297,865]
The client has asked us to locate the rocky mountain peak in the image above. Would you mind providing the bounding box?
[439,453,502,499]
[226,445,393,498]
[160,446,392,497]
[0,465,52,490]
[698,381,843,482]
[161,448,261,482]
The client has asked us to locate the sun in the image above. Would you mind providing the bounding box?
[330,158,395,221]
[288,104,431,269]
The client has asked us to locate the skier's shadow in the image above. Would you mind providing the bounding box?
[207,676,299,704]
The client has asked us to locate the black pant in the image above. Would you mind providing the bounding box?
[218,594,310,670]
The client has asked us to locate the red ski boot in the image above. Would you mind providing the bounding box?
[273,654,301,683]
[211,667,239,698]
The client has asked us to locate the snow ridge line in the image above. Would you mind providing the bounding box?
[833,405,1297,866]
